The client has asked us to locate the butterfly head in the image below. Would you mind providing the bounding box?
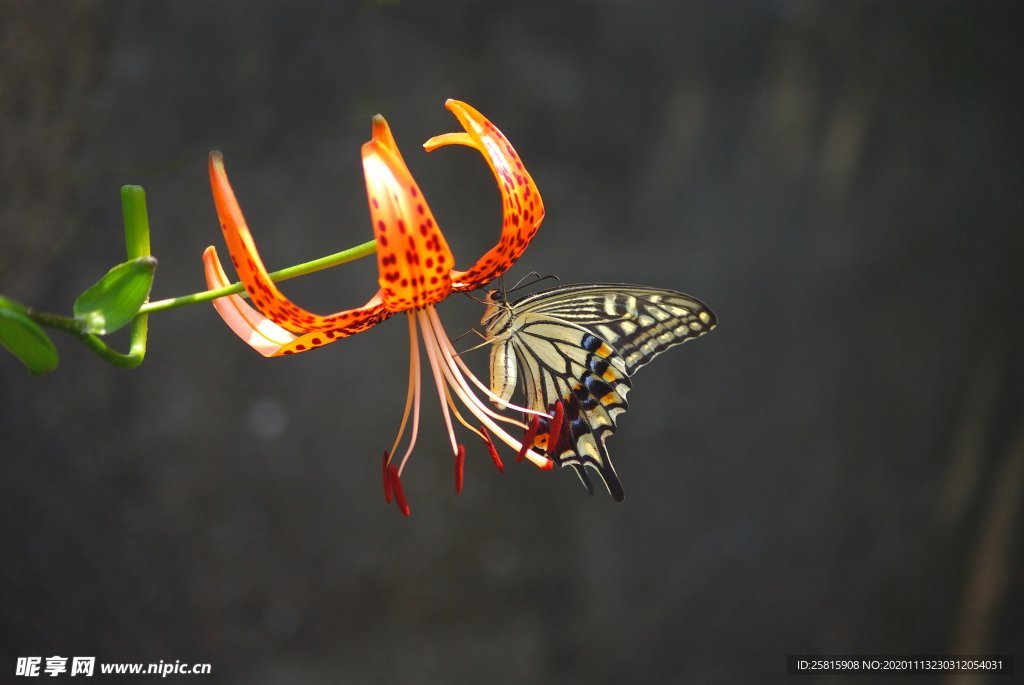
[480,287,512,332]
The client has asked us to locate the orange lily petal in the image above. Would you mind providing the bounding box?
[204,246,298,356]
[363,115,455,311]
[270,295,387,356]
[209,151,388,338]
[204,247,388,357]
[424,99,545,291]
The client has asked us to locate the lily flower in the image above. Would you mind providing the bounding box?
[203,100,552,515]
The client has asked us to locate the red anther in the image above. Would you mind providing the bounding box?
[515,414,542,463]
[455,444,466,494]
[540,457,555,471]
[388,465,410,516]
[546,401,564,457]
[479,425,504,473]
[382,451,392,503]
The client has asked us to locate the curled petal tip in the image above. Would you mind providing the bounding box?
[370,115,398,150]
[444,99,469,114]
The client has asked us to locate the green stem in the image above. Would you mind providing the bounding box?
[116,185,149,367]
[20,304,147,368]
[137,238,378,315]
[79,316,148,368]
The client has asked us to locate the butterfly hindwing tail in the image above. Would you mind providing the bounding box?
[518,330,630,501]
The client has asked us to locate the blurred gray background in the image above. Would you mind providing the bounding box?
[2,1,1021,683]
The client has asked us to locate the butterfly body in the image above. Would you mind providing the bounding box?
[481,283,716,500]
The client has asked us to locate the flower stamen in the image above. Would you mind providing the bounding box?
[546,401,565,457]
[420,308,549,467]
[388,465,411,516]
[454,444,466,494]
[516,414,542,463]
[432,315,548,420]
[388,314,420,460]
[382,451,392,503]
[416,309,461,456]
[479,425,504,473]
[396,314,423,476]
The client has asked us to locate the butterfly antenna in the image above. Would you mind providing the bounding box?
[508,271,541,292]
[508,272,561,294]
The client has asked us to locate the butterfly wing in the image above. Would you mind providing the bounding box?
[501,284,716,500]
[508,315,632,500]
[511,284,717,374]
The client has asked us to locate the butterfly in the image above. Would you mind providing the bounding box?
[481,283,716,501]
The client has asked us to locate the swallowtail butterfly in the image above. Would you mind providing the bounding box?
[481,283,716,500]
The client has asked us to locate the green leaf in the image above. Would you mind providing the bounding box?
[0,303,59,375]
[73,256,157,335]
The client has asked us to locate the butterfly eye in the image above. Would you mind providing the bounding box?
[485,289,504,304]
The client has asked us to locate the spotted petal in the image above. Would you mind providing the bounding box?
[208,152,388,348]
[203,246,297,356]
[203,246,388,357]
[424,99,545,291]
[363,116,455,311]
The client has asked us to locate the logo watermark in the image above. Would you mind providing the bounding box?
[16,657,211,678]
